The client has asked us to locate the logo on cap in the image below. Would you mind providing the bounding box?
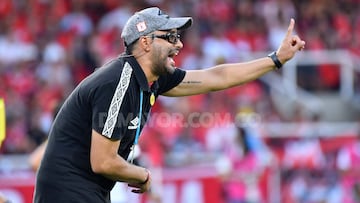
[136,21,147,32]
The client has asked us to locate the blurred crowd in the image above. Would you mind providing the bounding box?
[1,0,360,202]
[1,0,359,153]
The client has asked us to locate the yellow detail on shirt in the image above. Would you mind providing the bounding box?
[0,98,6,148]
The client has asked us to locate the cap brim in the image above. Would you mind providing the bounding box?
[159,17,192,31]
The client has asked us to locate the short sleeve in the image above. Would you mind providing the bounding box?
[90,82,128,140]
[157,68,186,95]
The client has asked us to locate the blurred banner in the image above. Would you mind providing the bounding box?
[0,170,223,203]
[0,165,275,203]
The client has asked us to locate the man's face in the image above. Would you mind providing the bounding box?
[149,29,183,76]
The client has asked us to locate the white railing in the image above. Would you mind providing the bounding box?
[239,50,359,121]
[285,50,356,100]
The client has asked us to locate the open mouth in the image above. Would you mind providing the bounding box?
[167,51,178,67]
[168,50,178,58]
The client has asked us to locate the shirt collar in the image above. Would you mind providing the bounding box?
[125,55,151,92]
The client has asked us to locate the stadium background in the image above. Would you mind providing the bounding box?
[0,0,360,202]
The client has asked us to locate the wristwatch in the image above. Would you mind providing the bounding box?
[268,51,283,69]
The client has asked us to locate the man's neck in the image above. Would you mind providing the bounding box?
[134,54,158,83]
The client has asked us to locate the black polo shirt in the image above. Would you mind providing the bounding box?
[34,55,185,203]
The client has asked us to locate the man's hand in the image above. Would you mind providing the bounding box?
[128,169,151,193]
[276,18,306,64]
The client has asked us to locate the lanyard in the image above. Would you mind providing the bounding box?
[134,90,143,145]
[130,90,143,164]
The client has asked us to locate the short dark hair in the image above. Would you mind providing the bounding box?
[125,41,136,55]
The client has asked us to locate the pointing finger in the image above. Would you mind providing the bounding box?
[286,18,295,39]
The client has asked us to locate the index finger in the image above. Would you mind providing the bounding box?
[286,18,295,39]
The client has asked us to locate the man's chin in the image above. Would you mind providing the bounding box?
[154,65,176,76]
[166,66,176,74]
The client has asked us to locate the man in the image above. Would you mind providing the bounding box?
[34,7,305,203]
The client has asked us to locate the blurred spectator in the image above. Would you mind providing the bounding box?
[216,125,271,203]
[261,0,296,51]
[97,2,134,33]
[282,137,325,169]
[337,134,360,173]
[166,127,205,167]
[0,27,38,66]
[282,107,326,170]
[337,131,360,203]
[201,22,238,64]
[36,40,73,92]
[59,1,93,37]
[180,29,215,70]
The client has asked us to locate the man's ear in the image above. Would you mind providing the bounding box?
[139,36,151,52]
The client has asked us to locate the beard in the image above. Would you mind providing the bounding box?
[151,47,177,76]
